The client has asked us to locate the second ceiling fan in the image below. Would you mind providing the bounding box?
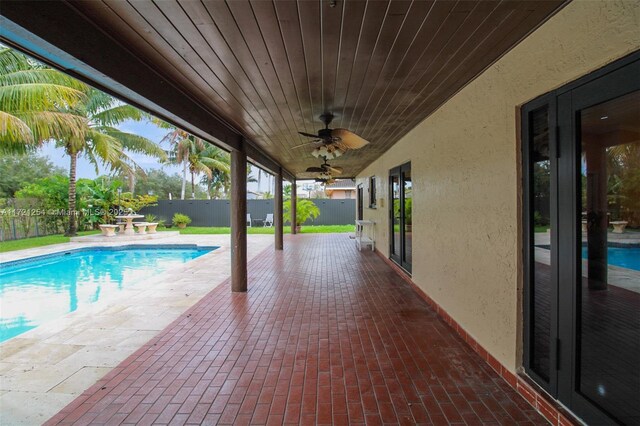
[294,113,369,159]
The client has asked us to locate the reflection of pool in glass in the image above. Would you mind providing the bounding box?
[581,246,640,271]
[0,245,216,343]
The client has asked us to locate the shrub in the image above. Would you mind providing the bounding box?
[172,213,192,226]
[283,199,320,227]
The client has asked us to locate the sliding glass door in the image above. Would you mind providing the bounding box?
[523,53,639,425]
[389,162,411,272]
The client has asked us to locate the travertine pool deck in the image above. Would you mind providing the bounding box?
[0,234,273,425]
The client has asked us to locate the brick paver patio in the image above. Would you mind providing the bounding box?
[46,234,547,425]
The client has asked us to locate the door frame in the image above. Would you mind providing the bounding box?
[356,184,364,221]
[521,92,559,396]
[389,162,412,273]
[521,50,640,425]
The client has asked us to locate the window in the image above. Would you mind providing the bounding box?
[368,176,376,208]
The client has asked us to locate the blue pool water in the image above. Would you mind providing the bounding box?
[581,247,640,271]
[0,245,215,342]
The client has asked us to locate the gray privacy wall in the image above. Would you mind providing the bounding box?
[140,199,355,227]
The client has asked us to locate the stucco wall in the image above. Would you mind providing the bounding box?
[356,0,640,372]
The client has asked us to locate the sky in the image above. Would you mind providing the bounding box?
[41,119,177,178]
[40,118,277,193]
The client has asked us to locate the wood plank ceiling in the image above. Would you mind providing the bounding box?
[71,0,565,178]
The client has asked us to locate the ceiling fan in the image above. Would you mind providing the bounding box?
[294,113,369,159]
[305,157,343,176]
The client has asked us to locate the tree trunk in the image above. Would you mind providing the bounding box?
[181,161,187,200]
[191,171,195,199]
[129,172,136,196]
[65,152,78,236]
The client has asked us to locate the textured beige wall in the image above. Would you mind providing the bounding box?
[356,0,640,372]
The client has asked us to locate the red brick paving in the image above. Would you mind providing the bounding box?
[46,234,548,425]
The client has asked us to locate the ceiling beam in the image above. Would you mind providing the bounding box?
[0,0,293,181]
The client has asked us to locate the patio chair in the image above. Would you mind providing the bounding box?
[246,213,252,227]
[264,213,274,227]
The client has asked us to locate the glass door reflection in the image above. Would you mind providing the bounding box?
[577,90,640,424]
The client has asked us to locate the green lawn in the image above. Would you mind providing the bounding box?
[178,225,355,235]
[0,226,355,253]
[0,230,100,253]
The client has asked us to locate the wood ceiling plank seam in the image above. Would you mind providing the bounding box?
[330,0,347,122]
[351,0,439,136]
[297,0,323,130]
[231,0,306,160]
[95,1,279,156]
[175,0,288,149]
[203,1,302,161]
[372,2,564,147]
[377,5,542,147]
[410,6,552,131]
[319,0,325,112]
[337,1,391,130]
[360,1,500,141]
[355,0,444,137]
[122,0,272,146]
[344,0,406,132]
[55,1,289,173]
[271,0,314,137]
[319,0,343,115]
[331,0,368,129]
[247,0,312,162]
[362,0,484,145]
[90,0,218,118]
[148,0,283,151]
[344,1,456,142]
[97,0,245,138]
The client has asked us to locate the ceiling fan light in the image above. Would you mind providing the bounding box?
[318,146,328,155]
[311,148,320,158]
[334,148,344,158]
[325,152,334,160]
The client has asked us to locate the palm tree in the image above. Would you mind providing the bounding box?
[200,148,232,199]
[58,89,167,235]
[158,126,190,199]
[180,138,230,199]
[0,46,88,154]
[158,123,230,199]
[0,47,166,236]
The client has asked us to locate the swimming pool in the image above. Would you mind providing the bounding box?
[0,245,216,343]
[581,246,640,271]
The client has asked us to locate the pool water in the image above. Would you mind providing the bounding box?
[0,246,214,343]
[581,247,640,271]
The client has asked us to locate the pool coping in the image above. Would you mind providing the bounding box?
[0,234,274,425]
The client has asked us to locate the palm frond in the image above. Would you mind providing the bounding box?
[101,126,167,160]
[192,161,214,179]
[19,111,88,143]
[0,47,36,74]
[84,89,115,115]
[0,111,35,152]
[86,129,122,166]
[0,83,87,112]
[0,69,88,91]
[199,156,230,173]
[92,104,148,126]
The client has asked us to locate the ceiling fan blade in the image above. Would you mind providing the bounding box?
[326,166,343,175]
[291,140,320,149]
[331,128,369,149]
[306,166,324,173]
[298,131,320,138]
